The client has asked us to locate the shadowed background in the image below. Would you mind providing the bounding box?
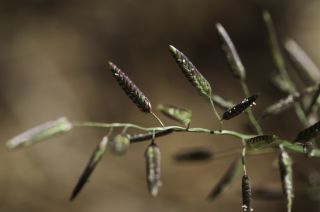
[0,0,320,211]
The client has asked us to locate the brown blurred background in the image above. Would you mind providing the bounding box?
[1,0,320,211]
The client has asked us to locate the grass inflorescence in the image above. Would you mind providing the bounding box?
[5,9,320,212]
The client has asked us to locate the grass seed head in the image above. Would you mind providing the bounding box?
[221,94,258,121]
[169,45,212,100]
[242,174,253,212]
[70,136,109,201]
[108,61,152,113]
[6,117,72,149]
[216,23,246,80]
[145,142,162,197]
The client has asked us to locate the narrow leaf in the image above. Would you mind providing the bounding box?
[111,134,130,155]
[145,142,162,197]
[108,61,152,113]
[245,135,278,150]
[221,94,258,121]
[279,145,294,212]
[6,117,72,149]
[216,23,246,80]
[174,148,213,162]
[70,136,109,201]
[157,104,192,127]
[284,39,320,85]
[169,45,212,100]
[207,157,242,200]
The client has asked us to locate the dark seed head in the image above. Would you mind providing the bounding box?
[294,120,320,143]
[108,61,152,113]
[245,135,277,150]
[70,136,109,201]
[221,94,258,121]
[129,129,173,143]
[242,175,252,212]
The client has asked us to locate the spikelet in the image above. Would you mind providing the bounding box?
[145,142,162,197]
[245,135,278,150]
[294,120,320,144]
[211,94,235,110]
[129,129,173,143]
[221,94,258,121]
[262,85,318,118]
[157,104,192,127]
[6,117,72,149]
[111,134,130,155]
[242,175,253,212]
[270,74,291,94]
[207,157,242,200]
[278,145,294,212]
[70,136,109,201]
[108,61,152,113]
[263,11,287,75]
[216,23,246,80]
[174,148,213,162]
[169,45,212,100]
[284,39,320,85]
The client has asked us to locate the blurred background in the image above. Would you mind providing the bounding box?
[1,0,320,211]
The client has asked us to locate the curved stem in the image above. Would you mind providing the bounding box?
[240,81,263,134]
[71,121,254,140]
[209,97,222,122]
[150,111,165,127]
[71,121,320,156]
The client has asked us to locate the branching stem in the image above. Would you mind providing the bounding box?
[71,121,320,156]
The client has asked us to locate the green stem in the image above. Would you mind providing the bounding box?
[71,121,320,156]
[263,11,309,127]
[306,84,320,116]
[72,121,253,140]
[150,111,165,127]
[209,96,222,121]
[240,81,263,134]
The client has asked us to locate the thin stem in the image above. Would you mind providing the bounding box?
[240,81,263,134]
[306,84,320,116]
[121,126,128,134]
[263,11,309,127]
[209,96,222,121]
[71,121,320,156]
[72,121,253,140]
[150,111,165,127]
[242,147,247,175]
